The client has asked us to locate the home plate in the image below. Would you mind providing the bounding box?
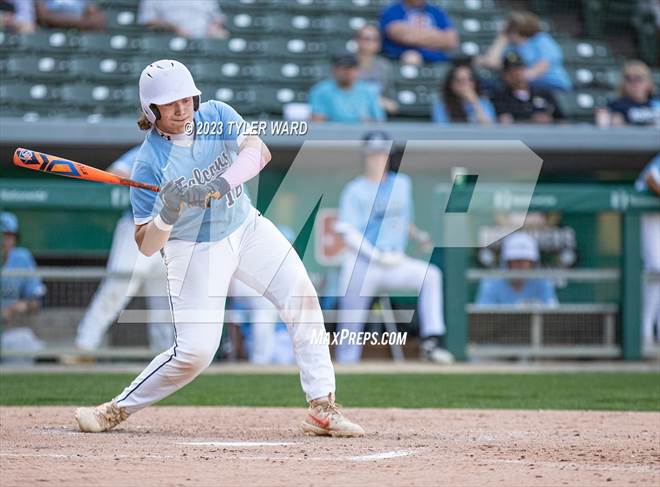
[177,441,295,447]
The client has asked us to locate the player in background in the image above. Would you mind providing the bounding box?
[74,60,364,437]
[475,232,558,306]
[1,212,47,357]
[334,131,454,364]
[636,153,660,350]
[74,146,174,354]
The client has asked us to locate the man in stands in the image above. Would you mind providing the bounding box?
[491,51,565,124]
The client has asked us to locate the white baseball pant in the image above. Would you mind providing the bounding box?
[228,279,294,364]
[114,208,334,413]
[642,213,660,348]
[335,251,445,363]
[75,215,174,352]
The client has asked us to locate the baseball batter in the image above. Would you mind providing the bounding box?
[334,131,453,364]
[75,60,364,437]
[75,145,174,353]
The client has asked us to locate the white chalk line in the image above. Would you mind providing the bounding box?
[493,458,660,474]
[0,452,174,460]
[177,441,295,447]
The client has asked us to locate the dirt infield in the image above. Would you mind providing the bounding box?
[1,407,658,487]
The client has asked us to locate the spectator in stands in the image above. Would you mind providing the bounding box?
[310,51,385,123]
[138,0,228,39]
[491,51,565,124]
[475,232,557,306]
[0,0,35,32]
[35,0,106,31]
[355,23,398,115]
[596,60,660,127]
[380,0,458,66]
[636,153,660,350]
[476,11,572,92]
[1,212,46,323]
[432,62,496,124]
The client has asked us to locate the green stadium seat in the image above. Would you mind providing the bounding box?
[219,0,277,14]
[393,63,449,88]
[197,37,269,59]
[198,83,262,115]
[262,61,328,85]
[560,39,613,65]
[567,66,619,89]
[327,0,389,16]
[69,56,139,82]
[189,59,266,83]
[60,82,136,109]
[265,36,340,60]
[555,90,612,122]
[394,85,434,118]
[225,12,285,35]
[79,32,142,54]
[0,31,22,54]
[277,0,334,14]
[140,34,202,56]
[0,81,60,107]
[105,4,141,33]
[20,30,80,53]
[4,55,71,82]
[262,86,310,114]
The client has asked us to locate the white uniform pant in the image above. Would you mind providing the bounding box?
[642,213,660,347]
[75,215,173,352]
[335,252,445,363]
[114,209,334,413]
[228,279,294,364]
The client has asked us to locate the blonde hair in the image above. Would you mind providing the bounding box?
[505,11,542,38]
[618,60,655,98]
[137,112,152,131]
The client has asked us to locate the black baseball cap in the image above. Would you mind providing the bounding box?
[363,130,392,154]
[331,51,359,68]
[502,51,526,70]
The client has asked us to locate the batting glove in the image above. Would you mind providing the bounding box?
[183,177,231,209]
[158,180,186,225]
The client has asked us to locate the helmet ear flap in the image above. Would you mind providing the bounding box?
[193,95,200,111]
[149,104,161,121]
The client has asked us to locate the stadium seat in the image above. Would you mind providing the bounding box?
[4,55,71,82]
[189,59,266,83]
[198,83,262,115]
[0,81,60,107]
[219,0,278,14]
[60,82,136,110]
[140,34,202,56]
[567,66,619,90]
[394,85,434,118]
[327,0,390,16]
[197,37,268,59]
[265,36,337,60]
[20,30,80,53]
[69,56,139,82]
[262,86,310,114]
[262,61,329,85]
[225,12,285,35]
[393,63,449,88]
[555,90,611,122]
[0,31,22,54]
[79,32,142,54]
[560,39,614,65]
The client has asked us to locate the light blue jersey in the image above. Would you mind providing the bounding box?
[338,172,412,252]
[475,278,557,306]
[130,100,252,242]
[2,247,46,309]
[635,154,660,192]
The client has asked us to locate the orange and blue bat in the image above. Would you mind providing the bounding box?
[12,147,160,192]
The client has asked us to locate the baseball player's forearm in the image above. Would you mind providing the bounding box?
[220,136,271,189]
[135,222,170,257]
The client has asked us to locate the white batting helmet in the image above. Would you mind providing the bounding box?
[139,59,202,124]
[501,232,540,263]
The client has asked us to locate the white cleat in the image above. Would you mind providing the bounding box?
[75,401,129,433]
[302,393,365,438]
[420,337,455,364]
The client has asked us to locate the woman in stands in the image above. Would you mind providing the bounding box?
[599,60,660,127]
[432,62,495,125]
[476,11,572,92]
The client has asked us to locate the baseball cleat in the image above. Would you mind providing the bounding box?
[302,393,365,437]
[75,401,129,433]
[420,336,455,364]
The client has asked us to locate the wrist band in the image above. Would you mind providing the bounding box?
[153,214,173,232]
